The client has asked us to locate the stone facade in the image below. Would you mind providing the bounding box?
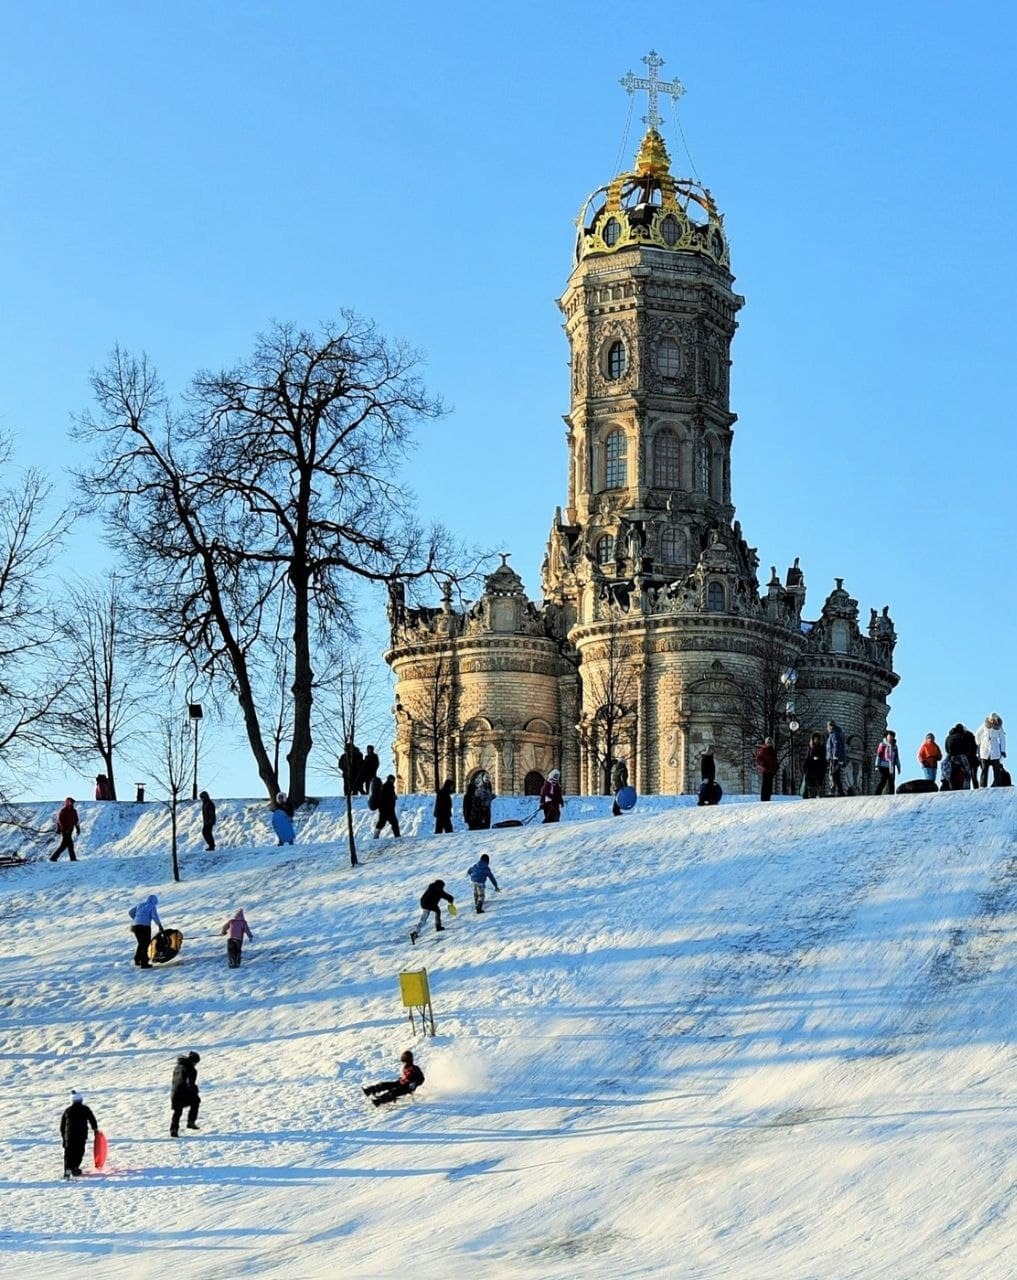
[387,126,898,797]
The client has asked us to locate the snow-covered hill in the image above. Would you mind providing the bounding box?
[1,789,1014,1279]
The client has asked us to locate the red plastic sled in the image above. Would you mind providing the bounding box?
[94,1131,107,1170]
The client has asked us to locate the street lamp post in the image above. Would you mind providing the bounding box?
[188,703,203,800]
[780,668,799,795]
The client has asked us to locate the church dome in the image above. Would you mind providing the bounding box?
[575,129,729,268]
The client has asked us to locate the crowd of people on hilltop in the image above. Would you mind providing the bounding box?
[747,712,1008,801]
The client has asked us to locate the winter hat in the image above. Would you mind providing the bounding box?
[548,769,560,781]
[276,792,286,803]
[70,1090,83,1103]
[65,797,75,805]
[400,1051,414,1064]
[187,1051,201,1064]
[148,895,158,905]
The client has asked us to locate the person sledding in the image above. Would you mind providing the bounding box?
[410,879,454,944]
[60,1090,98,1178]
[467,853,499,913]
[128,894,164,968]
[362,1050,425,1107]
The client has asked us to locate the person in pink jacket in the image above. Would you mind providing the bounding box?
[220,909,253,968]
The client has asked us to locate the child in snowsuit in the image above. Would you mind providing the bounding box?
[220,909,253,968]
[410,879,454,944]
[467,854,499,913]
[128,894,163,968]
[50,797,81,861]
[170,1051,201,1136]
[362,1050,425,1107]
[60,1090,98,1178]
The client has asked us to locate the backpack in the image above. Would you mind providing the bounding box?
[368,776,383,812]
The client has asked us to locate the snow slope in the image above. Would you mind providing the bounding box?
[1,788,1014,1279]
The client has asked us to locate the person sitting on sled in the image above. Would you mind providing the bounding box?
[362,1051,425,1107]
[410,879,454,944]
[466,854,499,913]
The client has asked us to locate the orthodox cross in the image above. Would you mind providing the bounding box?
[619,50,685,130]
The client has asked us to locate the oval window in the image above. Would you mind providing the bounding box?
[661,214,680,245]
[603,218,621,247]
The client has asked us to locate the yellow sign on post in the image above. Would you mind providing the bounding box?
[399,967,436,1036]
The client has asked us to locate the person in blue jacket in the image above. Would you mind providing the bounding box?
[467,854,500,913]
[272,794,296,846]
[128,894,163,968]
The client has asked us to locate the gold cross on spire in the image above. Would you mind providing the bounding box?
[619,50,685,130]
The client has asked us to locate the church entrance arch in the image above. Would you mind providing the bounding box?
[523,770,545,796]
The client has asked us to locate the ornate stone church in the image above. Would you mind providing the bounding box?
[387,57,898,798]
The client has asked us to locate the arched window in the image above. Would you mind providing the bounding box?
[604,430,627,488]
[698,441,712,494]
[653,430,680,488]
[660,527,683,565]
[660,214,680,245]
[656,337,681,378]
[603,217,621,246]
[606,341,627,380]
[596,534,615,564]
[707,581,725,612]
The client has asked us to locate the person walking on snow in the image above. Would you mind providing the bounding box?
[975,713,1006,788]
[826,720,847,796]
[361,744,380,793]
[128,894,163,968]
[60,1090,98,1178]
[467,853,499,913]
[220,908,253,968]
[539,770,565,823]
[362,1050,424,1107]
[199,790,217,850]
[700,746,716,785]
[433,779,454,834]
[410,879,454,943]
[874,730,901,794]
[917,733,943,783]
[802,733,827,799]
[374,775,401,839]
[49,797,81,861]
[170,1051,201,1136]
[755,737,778,801]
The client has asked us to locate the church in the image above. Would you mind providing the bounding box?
[386,55,898,799]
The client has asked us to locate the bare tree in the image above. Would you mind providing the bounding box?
[74,318,459,806]
[48,577,144,799]
[399,645,458,795]
[725,629,810,795]
[0,434,73,802]
[316,645,387,866]
[580,617,638,795]
[144,711,192,882]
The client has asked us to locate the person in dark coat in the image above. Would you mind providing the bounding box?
[170,1051,201,1136]
[755,737,778,801]
[338,742,365,796]
[700,747,716,784]
[362,1050,425,1107]
[826,720,847,796]
[274,791,295,819]
[697,779,723,805]
[50,797,81,861]
[944,723,975,789]
[373,775,401,839]
[361,745,380,794]
[463,777,479,830]
[433,779,454,834]
[802,733,827,799]
[199,790,217,850]
[94,774,111,801]
[60,1090,98,1178]
[410,879,454,943]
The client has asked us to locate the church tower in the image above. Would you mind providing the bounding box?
[388,53,899,799]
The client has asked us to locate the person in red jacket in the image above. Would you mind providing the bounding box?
[755,737,779,802]
[50,797,81,861]
[917,733,943,783]
[362,1051,425,1107]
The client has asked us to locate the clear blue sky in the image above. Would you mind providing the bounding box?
[2,1,1014,800]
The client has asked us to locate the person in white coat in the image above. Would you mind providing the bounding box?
[975,713,1007,787]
